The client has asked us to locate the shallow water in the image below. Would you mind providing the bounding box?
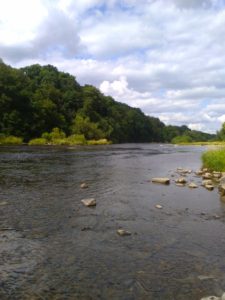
[0,144,225,299]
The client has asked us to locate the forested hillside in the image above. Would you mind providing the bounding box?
[0,61,215,143]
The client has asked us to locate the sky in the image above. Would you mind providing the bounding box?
[1,0,225,133]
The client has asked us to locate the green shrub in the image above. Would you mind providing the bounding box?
[28,138,47,145]
[87,139,111,145]
[171,135,192,144]
[202,147,225,171]
[0,135,23,145]
[66,134,87,145]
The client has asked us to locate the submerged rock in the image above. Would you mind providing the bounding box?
[0,201,8,206]
[117,229,131,236]
[201,293,225,300]
[81,198,96,207]
[176,183,185,187]
[152,177,170,184]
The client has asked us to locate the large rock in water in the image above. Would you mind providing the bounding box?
[152,177,170,184]
[218,176,225,196]
[81,198,96,207]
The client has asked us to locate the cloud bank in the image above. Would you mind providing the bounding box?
[1,0,225,133]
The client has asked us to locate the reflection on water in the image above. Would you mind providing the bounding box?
[0,144,225,299]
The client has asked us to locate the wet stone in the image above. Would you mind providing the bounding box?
[80,182,88,189]
[81,198,96,207]
[152,178,170,184]
[189,182,198,188]
[117,229,131,236]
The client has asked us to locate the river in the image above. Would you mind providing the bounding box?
[0,144,225,299]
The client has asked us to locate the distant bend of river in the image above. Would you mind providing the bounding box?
[0,144,225,300]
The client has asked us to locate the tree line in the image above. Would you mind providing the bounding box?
[0,60,215,144]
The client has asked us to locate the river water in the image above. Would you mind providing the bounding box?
[0,144,225,300]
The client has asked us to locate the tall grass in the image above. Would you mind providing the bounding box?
[202,147,225,171]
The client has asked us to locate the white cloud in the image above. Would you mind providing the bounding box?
[1,0,225,133]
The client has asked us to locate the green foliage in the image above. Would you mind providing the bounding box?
[87,139,111,145]
[217,122,225,141]
[28,138,48,145]
[202,148,225,171]
[171,135,192,144]
[0,135,23,145]
[0,61,216,144]
[66,134,87,145]
[71,115,105,140]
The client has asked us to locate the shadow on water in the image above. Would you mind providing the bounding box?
[0,144,225,299]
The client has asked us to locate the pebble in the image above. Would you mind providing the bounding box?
[117,229,131,236]
[81,198,96,207]
[80,183,88,189]
[155,204,163,209]
[189,182,198,188]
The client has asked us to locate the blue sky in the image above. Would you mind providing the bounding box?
[1,0,225,133]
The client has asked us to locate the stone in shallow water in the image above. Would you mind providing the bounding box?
[152,177,170,184]
[189,182,198,188]
[200,297,220,300]
[205,185,214,191]
[175,177,187,184]
[155,204,163,209]
[81,198,96,207]
[203,173,213,179]
[80,182,88,189]
[117,229,131,236]
[0,201,8,206]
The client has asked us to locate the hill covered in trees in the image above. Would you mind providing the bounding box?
[0,61,215,144]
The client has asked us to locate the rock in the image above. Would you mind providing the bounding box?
[80,182,88,189]
[176,183,185,187]
[117,229,131,236]
[197,275,215,281]
[155,204,163,209]
[189,182,198,188]
[218,176,225,196]
[0,201,8,206]
[152,177,170,184]
[203,173,213,179]
[202,168,209,172]
[213,171,222,179]
[195,170,203,176]
[221,293,225,300]
[205,185,214,191]
[175,177,187,184]
[202,180,213,186]
[81,198,96,207]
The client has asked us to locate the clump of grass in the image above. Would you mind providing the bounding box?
[202,147,225,171]
[0,135,23,145]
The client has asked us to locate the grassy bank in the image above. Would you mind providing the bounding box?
[173,141,225,146]
[202,147,225,171]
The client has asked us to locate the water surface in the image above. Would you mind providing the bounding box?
[0,144,225,299]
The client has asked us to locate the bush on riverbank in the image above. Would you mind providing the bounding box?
[0,135,23,145]
[28,128,110,146]
[202,148,225,171]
